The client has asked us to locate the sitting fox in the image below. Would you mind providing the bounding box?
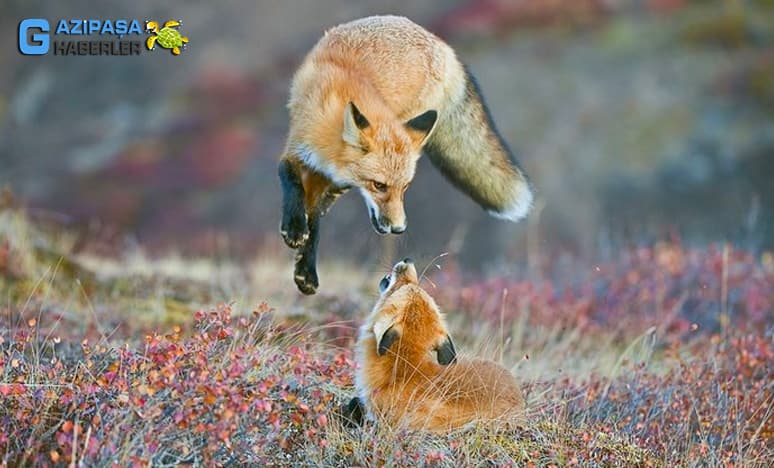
[345,258,524,431]
[279,15,532,294]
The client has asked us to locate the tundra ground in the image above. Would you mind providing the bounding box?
[1,206,772,466]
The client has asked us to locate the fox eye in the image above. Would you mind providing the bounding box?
[371,181,388,193]
[379,274,390,292]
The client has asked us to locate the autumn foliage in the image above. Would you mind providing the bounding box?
[0,208,772,466]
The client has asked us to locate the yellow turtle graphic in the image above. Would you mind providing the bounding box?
[146,20,189,55]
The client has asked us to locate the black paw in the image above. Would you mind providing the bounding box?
[280,210,309,249]
[294,257,319,295]
[335,397,364,428]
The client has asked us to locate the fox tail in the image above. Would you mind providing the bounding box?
[425,67,533,221]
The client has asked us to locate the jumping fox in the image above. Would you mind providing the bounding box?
[343,258,524,431]
[279,15,533,294]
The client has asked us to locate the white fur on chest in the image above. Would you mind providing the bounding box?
[295,143,351,186]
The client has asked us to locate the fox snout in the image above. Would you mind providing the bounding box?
[358,187,408,235]
[391,258,415,280]
[395,257,414,273]
[367,206,406,235]
[379,258,418,293]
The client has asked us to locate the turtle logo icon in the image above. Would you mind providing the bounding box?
[145,20,188,55]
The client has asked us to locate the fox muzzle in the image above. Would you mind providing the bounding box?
[368,208,405,235]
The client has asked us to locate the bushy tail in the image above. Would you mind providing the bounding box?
[424,68,532,221]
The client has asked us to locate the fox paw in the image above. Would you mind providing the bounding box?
[335,397,364,428]
[280,212,309,249]
[294,260,319,295]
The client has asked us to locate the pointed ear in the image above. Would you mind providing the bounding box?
[377,327,400,356]
[435,335,457,365]
[343,102,369,146]
[405,110,438,146]
[350,102,370,129]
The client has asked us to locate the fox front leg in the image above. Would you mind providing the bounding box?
[318,184,351,216]
[278,157,309,249]
[336,396,365,428]
[294,209,321,295]
[293,184,349,295]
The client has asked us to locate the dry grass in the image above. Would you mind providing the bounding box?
[1,205,772,466]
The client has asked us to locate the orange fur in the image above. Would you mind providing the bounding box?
[280,15,532,294]
[355,260,525,431]
[282,16,457,232]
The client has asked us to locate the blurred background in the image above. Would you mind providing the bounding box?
[1,0,772,270]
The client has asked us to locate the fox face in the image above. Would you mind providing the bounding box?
[368,258,456,365]
[341,103,438,234]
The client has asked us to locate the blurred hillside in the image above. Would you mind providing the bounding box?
[1,0,773,268]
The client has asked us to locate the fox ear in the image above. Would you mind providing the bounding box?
[405,110,438,146]
[343,102,369,146]
[435,335,457,365]
[377,326,400,356]
[350,103,370,129]
[373,313,399,356]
